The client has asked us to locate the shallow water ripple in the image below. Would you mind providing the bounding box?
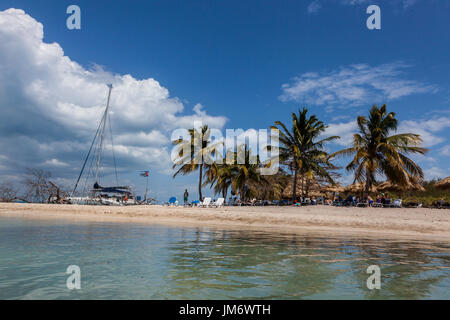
[0,217,449,299]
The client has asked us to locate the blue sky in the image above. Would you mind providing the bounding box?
[0,0,449,201]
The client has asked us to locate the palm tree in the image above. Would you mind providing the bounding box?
[251,171,291,201]
[202,146,267,203]
[272,107,339,202]
[203,161,233,203]
[332,105,428,197]
[230,145,267,202]
[172,125,221,201]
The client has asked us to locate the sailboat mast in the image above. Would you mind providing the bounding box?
[94,84,113,183]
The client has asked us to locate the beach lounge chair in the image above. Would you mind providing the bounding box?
[167,197,177,206]
[302,198,311,206]
[390,199,402,208]
[431,200,450,209]
[372,201,383,208]
[199,197,211,207]
[404,202,422,208]
[356,201,369,207]
[211,198,225,207]
[191,200,200,207]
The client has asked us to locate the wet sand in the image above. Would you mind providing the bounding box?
[1,203,449,242]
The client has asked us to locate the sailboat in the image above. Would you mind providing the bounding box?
[69,84,138,205]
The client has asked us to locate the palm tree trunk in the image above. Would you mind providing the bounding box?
[365,170,371,199]
[198,163,203,201]
[222,187,227,204]
[292,167,298,202]
[306,177,310,198]
[301,173,305,197]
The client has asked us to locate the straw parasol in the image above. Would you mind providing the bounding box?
[377,181,425,193]
[282,177,324,198]
[344,182,377,194]
[321,183,345,193]
[307,191,326,198]
[435,177,450,190]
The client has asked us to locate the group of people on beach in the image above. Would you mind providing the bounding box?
[180,187,398,207]
[330,194,393,207]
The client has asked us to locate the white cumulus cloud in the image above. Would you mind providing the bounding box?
[0,8,227,181]
[397,117,450,147]
[323,120,358,147]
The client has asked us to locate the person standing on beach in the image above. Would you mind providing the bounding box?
[183,189,189,205]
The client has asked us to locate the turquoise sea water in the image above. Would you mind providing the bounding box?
[0,216,449,299]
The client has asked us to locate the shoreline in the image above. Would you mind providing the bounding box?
[1,203,450,242]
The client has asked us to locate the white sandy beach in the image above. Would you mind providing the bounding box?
[1,203,449,242]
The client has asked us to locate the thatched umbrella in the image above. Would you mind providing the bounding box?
[344,182,377,194]
[308,190,327,198]
[435,177,450,190]
[282,179,297,199]
[321,184,345,193]
[282,177,323,199]
[377,181,425,193]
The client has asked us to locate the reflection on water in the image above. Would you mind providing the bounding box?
[0,217,448,299]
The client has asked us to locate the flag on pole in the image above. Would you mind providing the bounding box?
[140,171,150,202]
[140,171,149,177]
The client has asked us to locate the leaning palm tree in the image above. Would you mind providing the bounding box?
[272,107,340,202]
[203,160,234,203]
[215,165,234,201]
[172,125,222,201]
[332,105,428,197]
[253,171,291,201]
[230,145,267,202]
